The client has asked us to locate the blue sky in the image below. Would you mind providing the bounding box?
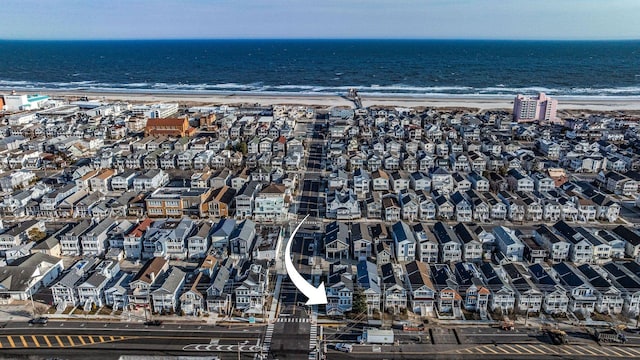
[1,0,639,40]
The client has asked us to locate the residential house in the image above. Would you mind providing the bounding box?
[81,217,116,257]
[229,219,256,258]
[356,260,382,315]
[451,191,472,222]
[430,264,462,318]
[128,257,169,309]
[210,219,236,249]
[410,172,431,192]
[51,258,100,309]
[534,224,570,263]
[391,221,416,262]
[433,222,462,263]
[132,169,169,191]
[0,253,63,302]
[434,193,454,220]
[234,263,269,314]
[575,263,623,315]
[324,221,349,260]
[479,263,516,314]
[77,260,120,309]
[602,262,640,317]
[253,184,289,223]
[375,241,393,265]
[59,220,92,256]
[123,218,153,260]
[0,220,44,255]
[187,222,211,259]
[404,260,436,316]
[326,189,361,220]
[371,169,390,191]
[500,263,543,313]
[208,186,236,218]
[206,262,232,315]
[453,223,483,262]
[454,262,490,314]
[351,223,373,259]
[612,225,640,261]
[381,263,407,314]
[104,273,132,311]
[143,217,195,260]
[553,221,593,264]
[528,264,569,315]
[522,237,548,264]
[493,226,525,261]
[551,262,597,315]
[152,267,186,313]
[326,264,354,316]
[413,223,438,263]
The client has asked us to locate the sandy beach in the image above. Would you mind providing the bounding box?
[19,89,640,112]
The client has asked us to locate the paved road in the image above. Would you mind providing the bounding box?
[0,320,265,359]
[296,120,326,219]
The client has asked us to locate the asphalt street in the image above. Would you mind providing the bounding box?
[0,320,264,359]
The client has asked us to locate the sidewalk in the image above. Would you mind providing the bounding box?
[266,274,284,322]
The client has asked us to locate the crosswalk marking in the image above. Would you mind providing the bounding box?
[588,347,610,356]
[31,335,40,347]
[482,345,499,354]
[44,336,52,347]
[578,346,598,356]
[500,345,519,353]
[538,344,556,354]
[612,348,631,356]
[55,336,64,347]
[459,344,640,358]
[263,322,275,352]
[513,344,535,354]
[276,317,311,323]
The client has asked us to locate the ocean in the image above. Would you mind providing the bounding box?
[0,39,639,98]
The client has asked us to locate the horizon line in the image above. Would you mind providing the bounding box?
[1,37,639,42]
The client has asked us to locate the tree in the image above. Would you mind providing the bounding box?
[352,287,368,315]
[28,228,46,242]
[234,141,248,155]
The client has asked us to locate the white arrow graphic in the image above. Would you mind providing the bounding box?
[285,214,327,305]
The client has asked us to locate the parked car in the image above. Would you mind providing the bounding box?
[144,320,162,326]
[28,317,48,325]
[334,343,353,353]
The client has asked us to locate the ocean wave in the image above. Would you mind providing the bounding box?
[2,79,640,97]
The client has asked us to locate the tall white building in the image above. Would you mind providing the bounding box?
[2,93,50,112]
[513,92,559,124]
[131,103,179,118]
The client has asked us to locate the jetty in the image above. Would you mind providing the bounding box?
[346,88,363,108]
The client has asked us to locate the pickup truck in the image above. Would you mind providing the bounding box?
[595,329,626,343]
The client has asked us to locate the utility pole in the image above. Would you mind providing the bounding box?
[29,290,36,318]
